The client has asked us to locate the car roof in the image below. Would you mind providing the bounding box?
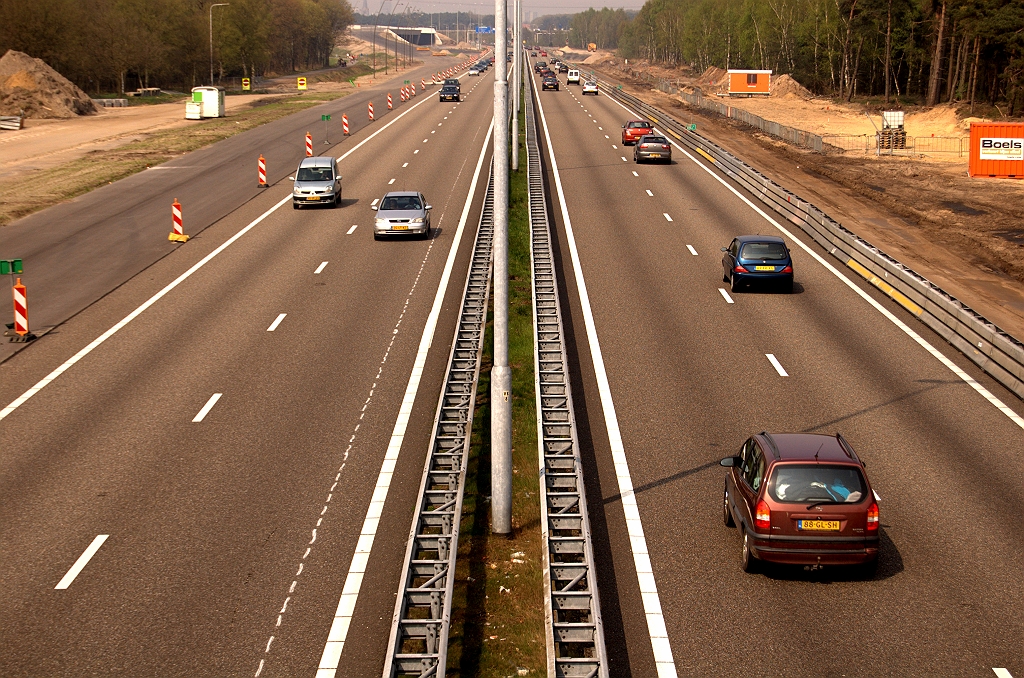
[299,156,335,168]
[627,119,652,125]
[382,191,420,198]
[735,234,786,245]
[758,433,859,463]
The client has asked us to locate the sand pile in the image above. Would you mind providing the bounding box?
[904,104,964,136]
[698,66,728,87]
[771,74,813,99]
[0,50,96,118]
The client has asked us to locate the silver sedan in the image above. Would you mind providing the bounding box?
[372,191,432,239]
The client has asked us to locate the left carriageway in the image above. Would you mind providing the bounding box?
[0,65,495,676]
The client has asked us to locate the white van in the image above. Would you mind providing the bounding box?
[566,69,581,84]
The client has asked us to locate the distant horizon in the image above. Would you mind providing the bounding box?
[352,1,646,16]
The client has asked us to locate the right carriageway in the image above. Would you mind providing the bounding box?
[529,58,1024,677]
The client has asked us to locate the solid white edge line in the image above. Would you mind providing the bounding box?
[602,91,1024,431]
[315,262,329,274]
[55,534,108,589]
[533,72,678,678]
[766,353,789,377]
[0,86,440,424]
[192,393,223,422]
[718,288,734,304]
[346,224,358,235]
[267,313,287,332]
[315,117,495,678]
[687,245,698,256]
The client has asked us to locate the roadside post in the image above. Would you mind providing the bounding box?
[305,131,313,156]
[258,154,267,187]
[297,76,307,91]
[388,92,393,109]
[242,77,251,91]
[168,199,189,242]
[342,114,349,136]
[368,102,374,121]
[1,260,33,341]
[321,114,331,144]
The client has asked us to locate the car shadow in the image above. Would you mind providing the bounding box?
[728,281,805,295]
[338,197,359,208]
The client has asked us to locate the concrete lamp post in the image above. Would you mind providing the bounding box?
[209,3,229,86]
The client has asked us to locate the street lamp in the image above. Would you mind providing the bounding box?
[209,3,229,86]
[371,0,389,78]
[385,1,404,75]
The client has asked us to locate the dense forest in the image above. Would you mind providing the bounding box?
[566,0,1024,112]
[0,0,353,94]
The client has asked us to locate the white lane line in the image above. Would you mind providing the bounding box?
[267,314,287,332]
[598,126,603,130]
[371,198,379,207]
[315,262,329,274]
[413,149,419,154]
[0,72,442,422]
[55,535,108,589]
[388,178,395,185]
[430,130,435,134]
[646,189,654,197]
[423,138,428,142]
[663,213,673,222]
[605,134,610,139]
[534,74,678,678]
[192,393,223,422]
[402,162,408,168]
[766,353,789,376]
[621,156,627,162]
[632,171,639,177]
[687,245,698,256]
[718,288,734,304]
[993,670,1013,678]
[316,118,495,678]
[612,144,618,149]
[346,225,358,235]
[601,91,1024,430]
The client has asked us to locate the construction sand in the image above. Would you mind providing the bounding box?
[0,50,97,118]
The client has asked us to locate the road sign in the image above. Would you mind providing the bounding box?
[321,114,331,121]
[404,80,410,84]
[242,77,251,91]
[297,77,307,90]
[0,259,22,275]
[688,123,697,131]
[475,26,494,33]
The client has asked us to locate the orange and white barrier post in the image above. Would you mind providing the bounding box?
[421,78,427,89]
[400,88,405,102]
[12,278,31,339]
[169,199,189,242]
[305,131,313,157]
[411,83,416,96]
[368,101,374,121]
[388,92,393,110]
[258,154,267,188]
[342,114,349,135]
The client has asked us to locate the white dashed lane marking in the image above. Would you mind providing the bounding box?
[414,149,419,154]
[267,314,287,332]
[663,213,673,222]
[315,262,328,274]
[621,156,627,162]
[371,198,379,207]
[646,189,653,197]
[347,225,358,235]
[604,135,609,139]
[719,288,734,304]
[687,245,698,256]
[766,354,789,376]
[55,535,108,589]
[402,162,408,168]
[388,178,395,185]
[993,669,1013,677]
[192,393,222,422]
[632,171,639,177]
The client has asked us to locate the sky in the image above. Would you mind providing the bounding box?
[357,0,647,15]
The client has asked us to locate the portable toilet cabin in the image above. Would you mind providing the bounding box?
[186,86,225,119]
[727,70,772,96]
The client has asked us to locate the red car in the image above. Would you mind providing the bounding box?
[621,119,654,145]
[720,432,880,575]
[540,51,548,57]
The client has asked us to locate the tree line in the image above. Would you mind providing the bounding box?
[562,0,1024,113]
[0,0,353,94]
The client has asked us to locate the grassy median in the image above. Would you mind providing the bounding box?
[447,100,546,676]
[0,89,352,229]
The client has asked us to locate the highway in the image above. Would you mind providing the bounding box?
[529,60,1024,677]
[0,62,495,676]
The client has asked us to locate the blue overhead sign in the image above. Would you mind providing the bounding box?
[475,26,494,33]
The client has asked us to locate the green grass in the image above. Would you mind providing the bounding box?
[447,99,546,677]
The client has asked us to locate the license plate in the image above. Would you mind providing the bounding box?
[649,153,661,158]
[755,265,775,271]
[392,225,409,230]
[798,520,840,531]
[307,196,320,200]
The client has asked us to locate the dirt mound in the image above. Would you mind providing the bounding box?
[771,74,812,99]
[698,66,728,87]
[904,103,964,136]
[583,52,612,65]
[0,50,96,118]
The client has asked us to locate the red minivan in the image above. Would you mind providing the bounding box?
[721,432,879,575]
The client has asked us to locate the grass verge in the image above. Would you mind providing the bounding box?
[0,89,352,229]
[447,101,546,676]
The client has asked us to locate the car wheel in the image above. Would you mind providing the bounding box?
[741,533,758,573]
[293,203,300,210]
[723,267,730,284]
[723,483,735,527]
[730,273,742,293]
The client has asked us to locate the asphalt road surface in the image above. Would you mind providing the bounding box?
[530,61,1024,677]
[0,66,495,676]
[0,57,466,364]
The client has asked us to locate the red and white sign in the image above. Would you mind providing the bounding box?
[305,132,313,156]
[12,278,28,336]
[388,92,393,109]
[342,114,349,135]
[172,199,183,236]
[368,102,374,121]
[258,154,267,187]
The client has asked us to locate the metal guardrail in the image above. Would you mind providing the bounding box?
[382,166,495,677]
[527,59,609,677]
[590,73,1024,402]
[0,116,23,130]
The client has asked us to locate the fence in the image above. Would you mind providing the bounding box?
[823,134,970,156]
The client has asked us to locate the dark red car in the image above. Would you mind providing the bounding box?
[621,119,654,145]
[721,432,879,575]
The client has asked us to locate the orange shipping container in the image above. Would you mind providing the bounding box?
[727,70,771,96]
[969,122,1024,178]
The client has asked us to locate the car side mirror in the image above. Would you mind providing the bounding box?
[720,247,728,252]
[720,457,740,467]
[425,204,433,210]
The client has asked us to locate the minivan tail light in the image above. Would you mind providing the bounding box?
[640,143,649,148]
[755,500,771,530]
[780,265,793,274]
[866,502,879,531]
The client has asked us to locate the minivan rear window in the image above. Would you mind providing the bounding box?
[740,242,787,260]
[767,465,866,503]
[297,167,333,181]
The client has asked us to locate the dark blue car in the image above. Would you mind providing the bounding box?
[721,235,794,293]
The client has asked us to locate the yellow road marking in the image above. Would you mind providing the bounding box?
[847,259,923,316]
[696,148,715,163]
[667,129,681,140]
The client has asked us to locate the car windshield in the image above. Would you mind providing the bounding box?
[380,196,421,211]
[740,242,788,260]
[768,465,866,503]
[297,167,333,181]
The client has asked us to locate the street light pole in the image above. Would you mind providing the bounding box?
[385,2,404,75]
[209,3,229,86]
[371,0,388,78]
[511,0,520,171]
